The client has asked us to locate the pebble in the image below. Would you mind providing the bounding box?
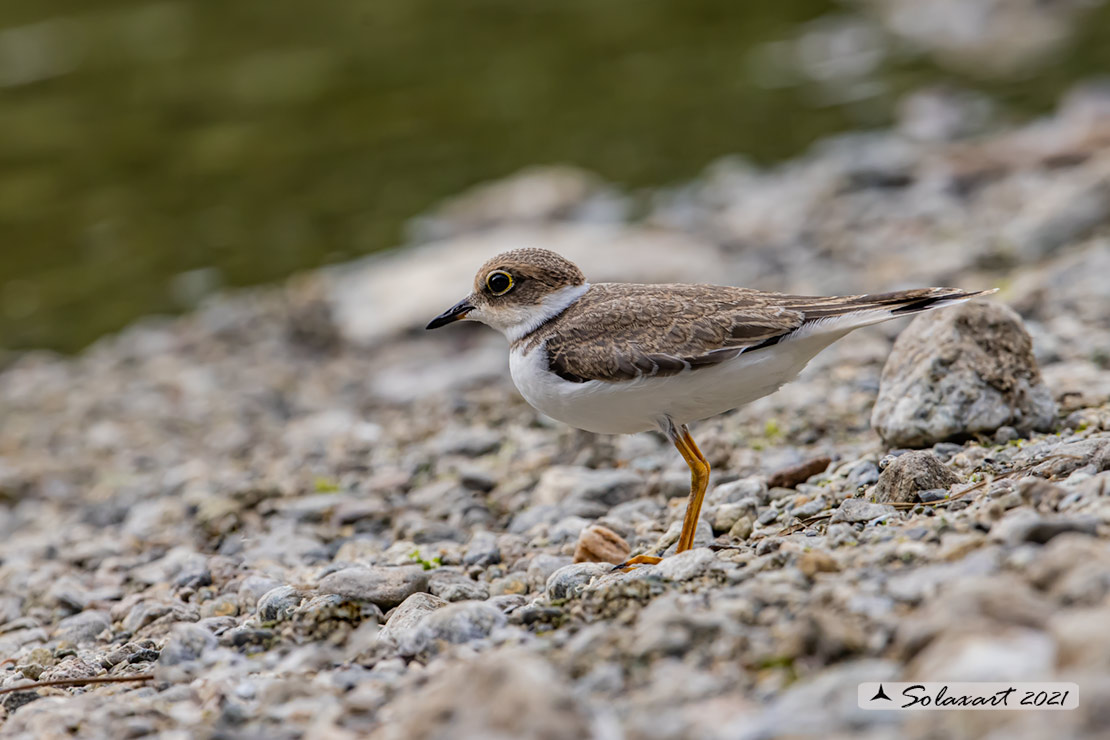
[829,499,898,524]
[728,516,754,540]
[546,563,611,600]
[428,570,490,602]
[53,610,110,644]
[573,524,631,564]
[256,586,302,622]
[873,451,960,504]
[396,601,507,657]
[318,566,429,609]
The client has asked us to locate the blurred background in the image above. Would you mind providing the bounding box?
[2,0,1109,352]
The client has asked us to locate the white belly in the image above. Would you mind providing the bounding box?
[508,332,849,435]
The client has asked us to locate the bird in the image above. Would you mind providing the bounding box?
[426,248,992,567]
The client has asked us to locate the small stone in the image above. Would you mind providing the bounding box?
[757,508,780,525]
[428,570,490,602]
[237,575,283,611]
[709,477,767,506]
[53,610,110,644]
[830,499,897,524]
[527,554,573,586]
[711,503,747,534]
[371,650,590,740]
[651,548,717,581]
[545,563,611,600]
[397,601,506,656]
[256,586,302,622]
[533,466,643,509]
[917,488,948,503]
[994,425,1020,444]
[158,624,217,666]
[767,457,832,489]
[728,516,754,540]
[462,531,501,566]
[378,593,447,649]
[573,524,630,564]
[871,301,1057,447]
[432,427,502,457]
[489,573,529,596]
[873,451,961,504]
[792,496,828,519]
[995,511,1098,545]
[798,550,840,578]
[755,538,781,556]
[318,566,429,609]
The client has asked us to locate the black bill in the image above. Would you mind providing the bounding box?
[426,297,474,329]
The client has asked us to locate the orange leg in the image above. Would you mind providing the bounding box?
[674,425,710,553]
[615,421,710,570]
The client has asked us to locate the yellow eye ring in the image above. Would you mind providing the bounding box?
[486,270,514,296]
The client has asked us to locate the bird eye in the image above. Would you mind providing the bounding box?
[486,270,514,296]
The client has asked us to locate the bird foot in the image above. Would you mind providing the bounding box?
[612,554,663,572]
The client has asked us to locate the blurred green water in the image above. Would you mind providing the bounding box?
[1,0,1109,352]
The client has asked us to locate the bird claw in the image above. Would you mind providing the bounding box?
[612,554,663,573]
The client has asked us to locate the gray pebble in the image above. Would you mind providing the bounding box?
[318,565,429,609]
[256,586,302,622]
[830,499,897,524]
[546,563,611,600]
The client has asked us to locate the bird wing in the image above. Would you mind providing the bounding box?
[533,283,989,383]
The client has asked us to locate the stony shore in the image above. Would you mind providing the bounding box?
[2,85,1110,739]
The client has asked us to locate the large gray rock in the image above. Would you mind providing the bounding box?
[871,301,1057,447]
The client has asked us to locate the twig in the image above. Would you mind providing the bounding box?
[0,673,155,697]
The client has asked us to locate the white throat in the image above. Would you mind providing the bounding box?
[504,283,589,343]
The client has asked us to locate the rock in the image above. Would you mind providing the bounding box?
[431,427,502,457]
[527,554,573,586]
[728,516,754,540]
[766,457,832,489]
[908,627,1056,682]
[377,593,447,649]
[533,466,643,510]
[237,575,284,611]
[372,650,590,740]
[463,531,501,566]
[157,624,218,666]
[38,657,101,683]
[711,503,749,534]
[651,548,717,581]
[52,610,110,644]
[873,451,961,503]
[993,510,1099,545]
[573,524,631,564]
[318,566,430,609]
[256,586,303,622]
[871,301,1057,447]
[546,563,611,600]
[397,602,507,657]
[709,477,768,506]
[428,570,490,602]
[1030,438,1110,479]
[798,550,840,578]
[829,499,897,524]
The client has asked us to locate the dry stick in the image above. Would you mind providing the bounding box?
[0,674,155,697]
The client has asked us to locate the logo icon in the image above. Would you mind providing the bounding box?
[870,684,892,702]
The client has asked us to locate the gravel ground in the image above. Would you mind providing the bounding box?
[2,85,1110,739]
